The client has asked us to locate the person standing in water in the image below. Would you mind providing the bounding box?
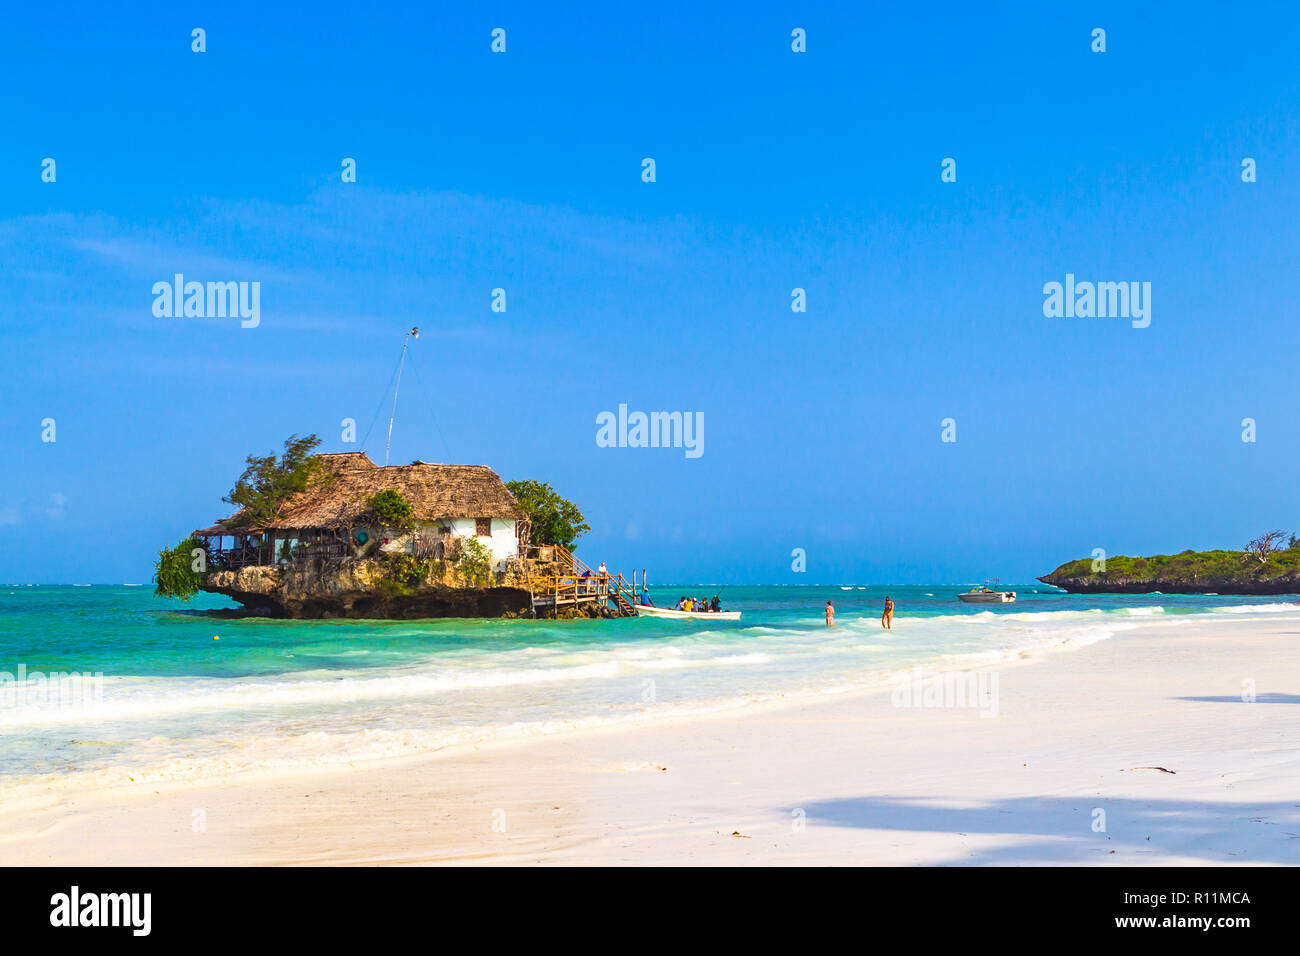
[882,595,894,629]
[825,601,835,626]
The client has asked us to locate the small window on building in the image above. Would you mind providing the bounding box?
[475,518,491,537]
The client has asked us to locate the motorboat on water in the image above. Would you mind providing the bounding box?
[635,604,742,621]
[957,580,1016,604]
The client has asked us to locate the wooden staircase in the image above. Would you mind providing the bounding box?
[526,544,641,618]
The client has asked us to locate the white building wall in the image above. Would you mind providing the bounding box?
[373,519,518,567]
[444,517,519,567]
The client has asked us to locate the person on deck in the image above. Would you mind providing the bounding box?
[597,562,608,578]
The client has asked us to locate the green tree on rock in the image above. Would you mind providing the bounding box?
[223,434,329,529]
[366,489,416,532]
[506,480,590,550]
[457,535,494,585]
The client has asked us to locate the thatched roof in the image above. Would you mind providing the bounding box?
[192,523,234,536]
[315,452,377,472]
[202,451,524,533]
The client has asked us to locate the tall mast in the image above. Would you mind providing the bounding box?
[384,327,419,466]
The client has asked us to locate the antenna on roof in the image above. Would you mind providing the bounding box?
[384,327,419,466]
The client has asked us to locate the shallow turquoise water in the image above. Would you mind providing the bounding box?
[0,584,1295,789]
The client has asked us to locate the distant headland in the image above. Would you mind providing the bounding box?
[1039,532,1300,594]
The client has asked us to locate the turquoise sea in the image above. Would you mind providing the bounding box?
[2,584,1297,799]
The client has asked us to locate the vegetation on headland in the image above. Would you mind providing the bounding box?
[223,433,330,530]
[154,536,206,601]
[505,479,589,549]
[1040,532,1300,593]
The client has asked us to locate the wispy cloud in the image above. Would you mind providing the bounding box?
[70,236,307,285]
[1,187,755,295]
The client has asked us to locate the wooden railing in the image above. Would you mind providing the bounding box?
[207,540,348,570]
[207,545,269,570]
[547,544,641,616]
[301,541,350,561]
[526,574,601,607]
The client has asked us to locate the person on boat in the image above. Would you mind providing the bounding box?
[675,596,685,610]
[683,597,695,612]
[825,601,835,626]
[710,596,721,612]
[882,596,894,630]
[641,591,655,607]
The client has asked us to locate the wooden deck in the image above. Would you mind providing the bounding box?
[525,544,642,618]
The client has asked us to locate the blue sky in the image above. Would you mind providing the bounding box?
[2,2,1299,584]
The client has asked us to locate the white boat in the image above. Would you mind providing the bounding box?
[635,604,741,621]
[958,580,1016,604]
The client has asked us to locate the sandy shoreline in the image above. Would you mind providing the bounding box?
[3,614,1298,866]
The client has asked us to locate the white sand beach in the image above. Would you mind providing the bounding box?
[3,614,1298,866]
